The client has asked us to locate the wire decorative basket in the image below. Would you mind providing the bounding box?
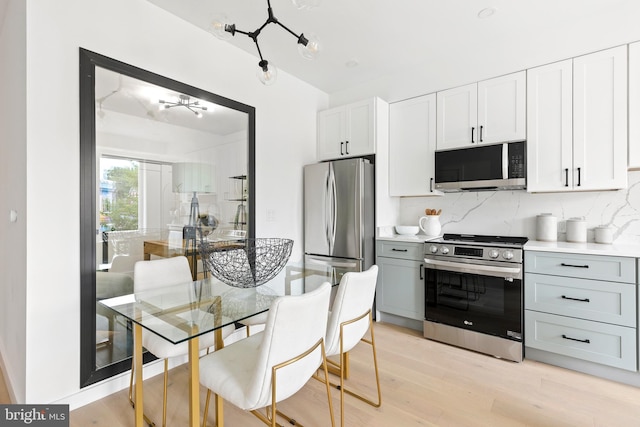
[200,238,294,288]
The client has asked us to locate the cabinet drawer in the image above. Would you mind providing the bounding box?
[525,273,636,327]
[525,251,636,283]
[525,310,637,371]
[376,241,424,261]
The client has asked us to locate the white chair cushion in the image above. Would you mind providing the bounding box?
[199,332,263,409]
[142,321,236,359]
[325,266,378,356]
[238,311,269,327]
[199,282,332,411]
[134,256,193,293]
[134,256,235,358]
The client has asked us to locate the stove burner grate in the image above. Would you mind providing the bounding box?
[442,233,528,246]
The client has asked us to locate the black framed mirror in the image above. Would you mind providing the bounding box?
[79,48,256,387]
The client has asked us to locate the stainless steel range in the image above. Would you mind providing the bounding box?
[423,233,528,362]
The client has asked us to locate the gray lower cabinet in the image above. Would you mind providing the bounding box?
[525,251,638,372]
[376,241,424,324]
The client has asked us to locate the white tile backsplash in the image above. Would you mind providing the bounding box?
[398,171,640,244]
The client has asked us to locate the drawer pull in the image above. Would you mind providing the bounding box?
[391,248,408,252]
[562,334,590,344]
[419,263,424,280]
[561,295,590,303]
[560,263,589,269]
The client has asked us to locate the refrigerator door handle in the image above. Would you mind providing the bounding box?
[305,255,360,269]
[328,163,338,253]
[324,167,332,250]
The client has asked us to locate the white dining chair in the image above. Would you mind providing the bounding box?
[322,265,381,427]
[199,282,335,427]
[128,256,235,427]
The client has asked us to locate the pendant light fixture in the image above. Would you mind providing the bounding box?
[159,94,208,117]
[210,0,320,85]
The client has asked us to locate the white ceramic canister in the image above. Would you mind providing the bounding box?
[594,225,614,244]
[566,217,587,243]
[536,213,557,242]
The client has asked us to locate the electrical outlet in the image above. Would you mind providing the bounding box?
[266,209,276,222]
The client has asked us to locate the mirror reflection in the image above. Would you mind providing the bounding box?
[83,57,254,381]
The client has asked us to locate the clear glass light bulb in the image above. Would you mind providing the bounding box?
[209,14,233,40]
[298,34,320,60]
[257,61,278,86]
[291,0,322,10]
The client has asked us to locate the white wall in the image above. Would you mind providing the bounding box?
[0,0,27,404]
[330,3,640,106]
[0,0,328,407]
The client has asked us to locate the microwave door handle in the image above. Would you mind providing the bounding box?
[423,258,522,277]
[502,143,508,179]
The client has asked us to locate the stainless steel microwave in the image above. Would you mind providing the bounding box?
[434,141,526,192]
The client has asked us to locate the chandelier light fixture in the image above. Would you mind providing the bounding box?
[158,94,208,118]
[210,0,321,85]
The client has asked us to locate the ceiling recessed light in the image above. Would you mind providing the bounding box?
[477,7,496,19]
[345,58,360,68]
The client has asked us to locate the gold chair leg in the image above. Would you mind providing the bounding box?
[162,359,168,427]
[250,338,334,427]
[315,312,381,427]
[202,389,210,427]
[337,313,381,408]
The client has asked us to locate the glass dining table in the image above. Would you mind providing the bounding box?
[98,262,340,427]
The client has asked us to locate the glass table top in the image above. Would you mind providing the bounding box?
[98,263,336,345]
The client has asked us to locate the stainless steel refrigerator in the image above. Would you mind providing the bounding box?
[304,158,375,288]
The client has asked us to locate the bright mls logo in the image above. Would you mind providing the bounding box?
[0,405,68,426]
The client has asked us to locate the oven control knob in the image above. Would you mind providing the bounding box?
[502,250,514,260]
[488,249,500,259]
[440,247,450,254]
[429,245,439,254]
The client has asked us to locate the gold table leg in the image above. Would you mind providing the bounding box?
[133,323,144,427]
[215,393,224,427]
[188,333,200,427]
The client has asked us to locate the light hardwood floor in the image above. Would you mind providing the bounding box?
[6,323,640,426]
[0,367,10,404]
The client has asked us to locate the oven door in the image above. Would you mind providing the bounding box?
[424,257,522,341]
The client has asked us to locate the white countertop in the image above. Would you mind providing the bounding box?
[525,240,640,258]
[376,234,440,243]
[376,226,441,243]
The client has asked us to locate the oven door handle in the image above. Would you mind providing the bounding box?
[423,258,522,278]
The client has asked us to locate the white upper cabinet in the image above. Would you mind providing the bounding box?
[629,41,640,170]
[527,46,627,192]
[389,94,440,196]
[527,59,573,192]
[436,71,526,150]
[477,71,526,144]
[317,98,377,161]
[573,46,627,191]
[436,83,477,150]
